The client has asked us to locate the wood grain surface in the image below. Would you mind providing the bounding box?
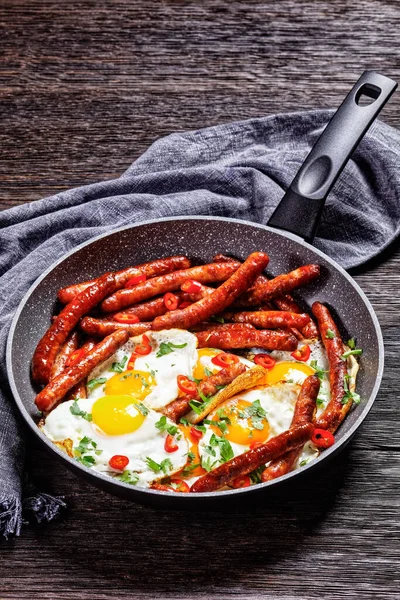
[1,1,400,599]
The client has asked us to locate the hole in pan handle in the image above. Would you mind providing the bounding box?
[267,71,397,242]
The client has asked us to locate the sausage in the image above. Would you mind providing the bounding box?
[223,310,311,329]
[32,273,117,385]
[101,262,239,313]
[272,295,320,339]
[312,302,348,433]
[80,316,151,338]
[189,322,255,332]
[57,256,192,304]
[261,374,319,482]
[49,332,79,380]
[190,422,314,493]
[236,264,320,307]
[195,328,298,351]
[162,362,246,422]
[152,252,270,331]
[110,287,214,322]
[65,339,97,401]
[35,330,129,413]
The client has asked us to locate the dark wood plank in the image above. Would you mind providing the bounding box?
[1,1,400,599]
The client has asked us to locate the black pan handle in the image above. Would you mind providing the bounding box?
[267,71,397,242]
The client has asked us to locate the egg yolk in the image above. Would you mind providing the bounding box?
[193,348,222,381]
[210,398,270,445]
[176,424,207,478]
[104,370,155,400]
[92,394,146,435]
[257,361,315,387]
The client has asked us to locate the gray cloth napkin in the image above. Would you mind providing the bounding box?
[1,109,399,537]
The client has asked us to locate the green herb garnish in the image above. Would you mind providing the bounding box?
[155,415,178,436]
[70,400,92,422]
[117,470,139,485]
[145,457,173,474]
[86,377,107,392]
[156,341,187,358]
[326,329,336,339]
[310,360,327,380]
[136,403,149,416]
[110,355,128,373]
[238,399,267,431]
[341,348,363,360]
[347,338,356,350]
[342,374,361,405]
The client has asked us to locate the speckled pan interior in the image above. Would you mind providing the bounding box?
[6,217,384,508]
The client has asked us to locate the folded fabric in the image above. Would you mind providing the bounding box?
[1,109,399,537]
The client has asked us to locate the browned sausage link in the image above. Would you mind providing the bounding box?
[190,423,314,493]
[80,316,151,338]
[101,262,239,313]
[312,302,348,433]
[35,330,129,413]
[189,322,255,332]
[111,287,214,322]
[49,332,79,379]
[65,339,97,401]
[195,328,298,351]
[32,273,117,385]
[236,264,320,307]
[223,310,311,329]
[213,254,241,264]
[272,295,320,339]
[57,256,192,304]
[261,374,319,482]
[152,252,270,331]
[162,362,246,422]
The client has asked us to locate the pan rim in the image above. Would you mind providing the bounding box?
[6,215,385,500]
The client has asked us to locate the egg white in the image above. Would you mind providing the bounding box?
[42,397,188,487]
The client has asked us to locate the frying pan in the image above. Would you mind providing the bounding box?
[6,71,397,508]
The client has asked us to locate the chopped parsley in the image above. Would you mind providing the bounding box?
[179,417,189,427]
[156,341,187,358]
[74,436,102,467]
[316,397,325,407]
[341,348,363,360]
[205,433,234,463]
[204,367,213,378]
[110,355,128,373]
[347,338,356,349]
[204,411,231,435]
[201,455,218,472]
[300,459,309,467]
[155,415,178,436]
[326,329,336,339]
[136,403,149,416]
[249,465,265,484]
[310,360,327,381]
[342,374,361,405]
[87,377,107,392]
[189,393,213,415]
[70,400,92,422]
[210,315,225,324]
[239,399,267,431]
[145,456,173,474]
[194,424,206,434]
[117,470,139,485]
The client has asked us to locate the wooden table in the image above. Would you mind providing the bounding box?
[1,1,400,598]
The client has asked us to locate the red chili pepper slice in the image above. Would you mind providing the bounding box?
[65,348,86,368]
[109,455,129,470]
[135,334,152,356]
[189,427,203,442]
[291,344,311,362]
[177,374,198,397]
[178,301,192,309]
[164,434,179,453]
[211,353,239,368]
[163,292,179,311]
[170,478,190,493]
[311,428,335,449]
[127,352,137,370]
[254,354,276,369]
[113,312,140,324]
[232,475,251,489]
[125,273,147,288]
[181,279,202,294]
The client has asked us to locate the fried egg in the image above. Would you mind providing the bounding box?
[42,395,188,487]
